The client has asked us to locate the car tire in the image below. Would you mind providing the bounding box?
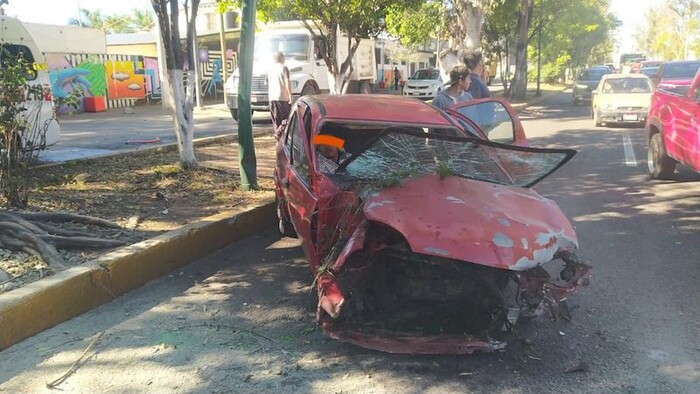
[301,82,319,97]
[277,198,297,238]
[230,108,238,122]
[359,81,372,95]
[648,133,676,179]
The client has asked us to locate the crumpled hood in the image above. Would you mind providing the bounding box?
[363,174,578,270]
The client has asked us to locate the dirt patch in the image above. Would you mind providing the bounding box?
[0,133,277,293]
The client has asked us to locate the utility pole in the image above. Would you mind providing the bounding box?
[219,10,228,107]
[536,23,542,97]
[237,0,257,190]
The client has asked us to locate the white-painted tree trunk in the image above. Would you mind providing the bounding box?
[438,0,487,79]
[327,70,351,95]
[167,69,198,169]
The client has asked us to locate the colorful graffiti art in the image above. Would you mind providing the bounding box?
[106,60,145,99]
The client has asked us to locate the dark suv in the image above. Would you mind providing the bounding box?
[572,67,611,105]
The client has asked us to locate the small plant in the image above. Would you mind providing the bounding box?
[54,86,84,113]
[436,160,453,179]
[0,46,46,207]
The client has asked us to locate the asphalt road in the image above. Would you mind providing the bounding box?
[3,91,700,392]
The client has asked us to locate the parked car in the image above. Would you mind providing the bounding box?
[275,94,591,354]
[401,68,444,100]
[591,74,653,127]
[646,66,700,179]
[0,16,60,149]
[650,60,700,94]
[640,60,662,69]
[639,66,660,79]
[572,67,611,105]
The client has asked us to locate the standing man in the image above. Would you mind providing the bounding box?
[463,51,491,99]
[431,64,473,111]
[268,51,293,139]
[393,66,401,90]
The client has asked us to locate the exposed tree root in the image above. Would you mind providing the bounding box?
[0,210,127,269]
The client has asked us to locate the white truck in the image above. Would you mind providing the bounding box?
[225,21,377,121]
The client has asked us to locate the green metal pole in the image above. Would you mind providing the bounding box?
[237,0,258,190]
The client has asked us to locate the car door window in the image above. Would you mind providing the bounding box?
[453,101,515,144]
[289,112,311,184]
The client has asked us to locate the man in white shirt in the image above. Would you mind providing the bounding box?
[268,51,293,139]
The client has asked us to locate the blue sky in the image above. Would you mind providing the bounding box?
[610,0,662,55]
[3,0,151,25]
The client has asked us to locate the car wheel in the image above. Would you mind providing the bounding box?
[359,81,372,95]
[277,198,297,238]
[648,133,676,179]
[230,108,238,122]
[301,82,319,97]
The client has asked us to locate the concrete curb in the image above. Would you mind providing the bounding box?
[0,198,276,350]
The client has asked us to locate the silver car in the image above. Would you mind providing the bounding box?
[402,69,444,100]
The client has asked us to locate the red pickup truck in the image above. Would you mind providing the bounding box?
[646,69,700,179]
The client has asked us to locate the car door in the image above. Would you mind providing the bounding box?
[445,97,528,146]
[671,85,700,169]
[281,107,319,258]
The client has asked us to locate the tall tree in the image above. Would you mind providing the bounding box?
[386,0,494,76]
[151,0,200,169]
[510,0,531,100]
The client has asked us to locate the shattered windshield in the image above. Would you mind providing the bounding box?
[338,129,575,188]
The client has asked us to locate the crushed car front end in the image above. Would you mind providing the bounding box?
[312,128,591,354]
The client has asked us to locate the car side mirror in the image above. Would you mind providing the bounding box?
[592,90,598,96]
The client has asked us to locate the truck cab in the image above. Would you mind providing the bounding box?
[646,67,700,179]
[224,21,376,121]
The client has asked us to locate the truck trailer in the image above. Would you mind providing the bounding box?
[224,21,377,121]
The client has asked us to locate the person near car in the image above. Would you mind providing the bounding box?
[431,65,473,111]
[463,51,491,99]
[393,66,401,90]
[316,144,349,173]
[268,51,293,139]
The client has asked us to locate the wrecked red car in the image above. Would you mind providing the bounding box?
[275,94,591,354]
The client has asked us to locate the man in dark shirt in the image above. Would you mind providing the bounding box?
[463,51,491,99]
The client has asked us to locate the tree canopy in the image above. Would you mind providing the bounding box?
[634,0,700,60]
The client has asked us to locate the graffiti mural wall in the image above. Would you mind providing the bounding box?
[45,49,233,113]
[45,53,161,113]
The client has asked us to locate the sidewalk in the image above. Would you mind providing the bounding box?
[0,86,564,350]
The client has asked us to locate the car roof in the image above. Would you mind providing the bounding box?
[662,60,700,65]
[303,95,454,126]
[603,73,650,79]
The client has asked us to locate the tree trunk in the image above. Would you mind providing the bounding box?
[456,3,485,51]
[511,0,531,101]
[168,69,198,169]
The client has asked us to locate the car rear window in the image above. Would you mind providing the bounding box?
[579,69,608,80]
[0,43,37,80]
[662,62,700,78]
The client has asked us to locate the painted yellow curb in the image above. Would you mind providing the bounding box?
[0,198,276,350]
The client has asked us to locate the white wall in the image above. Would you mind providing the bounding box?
[24,22,106,54]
